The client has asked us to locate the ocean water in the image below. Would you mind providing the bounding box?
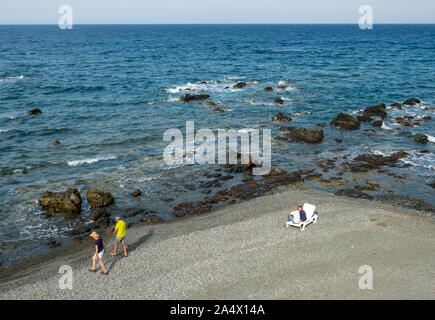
[0,25,434,266]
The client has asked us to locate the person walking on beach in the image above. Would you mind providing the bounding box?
[89,232,108,275]
[111,216,127,257]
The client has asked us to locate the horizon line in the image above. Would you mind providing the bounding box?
[1,22,435,26]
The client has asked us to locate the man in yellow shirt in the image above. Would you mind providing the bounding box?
[111,216,127,257]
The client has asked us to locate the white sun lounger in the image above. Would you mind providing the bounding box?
[286,203,318,231]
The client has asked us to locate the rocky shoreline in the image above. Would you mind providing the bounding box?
[2,88,433,269]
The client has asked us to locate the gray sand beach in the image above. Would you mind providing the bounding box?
[0,188,434,299]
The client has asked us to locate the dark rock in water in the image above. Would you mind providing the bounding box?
[274,98,284,105]
[335,187,374,200]
[428,181,435,189]
[47,238,61,248]
[357,114,373,122]
[222,152,256,174]
[403,98,421,106]
[279,126,324,144]
[27,108,43,115]
[264,167,287,177]
[264,87,273,92]
[414,134,428,144]
[86,188,114,209]
[92,209,111,228]
[277,85,288,91]
[330,113,360,130]
[39,189,82,214]
[233,82,248,89]
[69,225,91,237]
[422,116,432,121]
[372,120,383,127]
[362,103,387,119]
[376,195,435,213]
[205,102,217,106]
[343,151,409,173]
[390,102,402,110]
[173,202,212,217]
[52,140,61,146]
[93,208,110,221]
[141,215,162,224]
[132,189,141,197]
[419,150,430,154]
[123,208,145,218]
[213,107,226,113]
[178,94,210,102]
[272,112,292,123]
[335,139,343,143]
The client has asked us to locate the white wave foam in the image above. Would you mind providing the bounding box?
[280,97,294,102]
[381,122,392,130]
[67,155,116,167]
[0,75,25,83]
[427,135,435,143]
[0,129,9,133]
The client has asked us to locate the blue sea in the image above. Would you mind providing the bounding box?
[0,25,434,266]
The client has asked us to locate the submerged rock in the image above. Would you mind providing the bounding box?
[92,208,111,228]
[141,215,162,224]
[335,187,374,200]
[372,120,383,127]
[330,113,360,130]
[272,112,292,123]
[27,108,43,115]
[279,126,324,144]
[362,103,387,119]
[86,189,114,209]
[274,98,284,105]
[52,140,61,146]
[414,134,428,144]
[357,114,373,122]
[213,107,227,113]
[343,151,409,173]
[233,82,248,89]
[179,94,210,102]
[390,102,402,110]
[264,87,273,92]
[403,98,421,106]
[38,189,82,214]
[132,189,141,197]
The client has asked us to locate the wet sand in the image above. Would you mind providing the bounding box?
[0,188,434,299]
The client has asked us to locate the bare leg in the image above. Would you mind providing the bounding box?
[92,255,97,270]
[111,244,118,256]
[99,259,107,274]
[122,242,127,257]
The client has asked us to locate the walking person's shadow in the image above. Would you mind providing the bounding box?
[106,230,153,273]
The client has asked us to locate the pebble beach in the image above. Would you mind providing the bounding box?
[1,188,433,300]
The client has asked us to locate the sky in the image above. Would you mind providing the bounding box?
[0,0,434,24]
